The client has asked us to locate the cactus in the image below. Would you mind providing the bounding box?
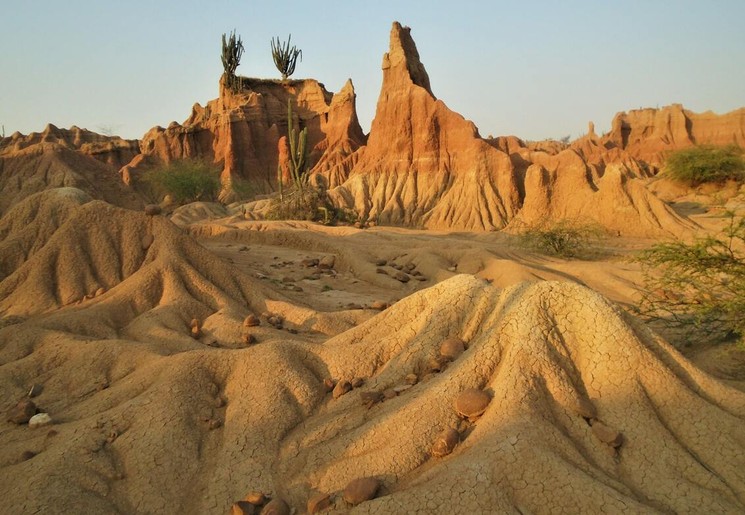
[221,30,244,92]
[271,35,302,80]
[287,99,308,192]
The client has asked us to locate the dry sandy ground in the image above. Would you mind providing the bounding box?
[1,191,744,514]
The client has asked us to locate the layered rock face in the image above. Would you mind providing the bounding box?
[0,125,142,214]
[318,22,522,231]
[599,104,745,165]
[124,76,365,197]
[0,124,139,170]
[316,22,691,237]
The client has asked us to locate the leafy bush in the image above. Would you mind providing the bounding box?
[516,219,604,258]
[636,212,745,344]
[142,160,220,204]
[664,145,744,186]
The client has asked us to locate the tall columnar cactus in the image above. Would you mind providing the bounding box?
[221,30,244,92]
[271,35,302,80]
[287,99,308,192]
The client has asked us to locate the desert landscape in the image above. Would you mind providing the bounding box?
[2,19,745,515]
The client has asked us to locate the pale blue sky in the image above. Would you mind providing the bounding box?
[1,1,743,141]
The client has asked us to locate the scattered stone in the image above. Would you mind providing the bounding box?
[261,498,290,515]
[20,450,36,461]
[411,270,422,277]
[144,204,161,216]
[375,259,387,266]
[360,391,384,408]
[393,384,412,394]
[431,427,460,457]
[323,378,336,392]
[404,262,416,272]
[286,328,298,334]
[415,275,427,281]
[376,268,388,275]
[245,492,267,505]
[301,258,319,267]
[454,388,491,420]
[354,221,363,229]
[405,373,418,385]
[346,303,363,310]
[7,399,37,424]
[391,263,403,271]
[591,421,624,448]
[238,246,249,252]
[267,315,283,329]
[343,477,381,506]
[307,492,331,514]
[333,380,352,399]
[208,419,223,430]
[447,266,457,272]
[351,377,364,388]
[572,397,597,420]
[191,325,201,339]
[370,300,388,311]
[440,337,466,361]
[215,397,226,408]
[383,388,397,400]
[318,255,335,270]
[231,501,256,515]
[243,314,260,327]
[255,273,268,280]
[27,384,43,398]
[28,413,52,429]
[281,276,294,283]
[292,286,303,292]
[394,271,410,283]
[141,233,154,250]
[95,287,106,297]
[241,333,256,345]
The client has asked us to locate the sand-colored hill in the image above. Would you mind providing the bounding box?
[1,195,744,514]
[0,126,143,215]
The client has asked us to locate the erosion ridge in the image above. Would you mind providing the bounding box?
[0,198,743,513]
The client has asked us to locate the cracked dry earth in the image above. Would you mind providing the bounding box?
[1,195,745,514]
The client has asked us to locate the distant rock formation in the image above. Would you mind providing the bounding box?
[597,104,745,166]
[0,125,142,214]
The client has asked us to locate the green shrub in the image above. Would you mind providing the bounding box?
[664,145,744,186]
[516,219,604,258]
[142,160,220,204]
[636,212,745,344]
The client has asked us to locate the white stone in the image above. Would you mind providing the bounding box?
[28,413,52,428]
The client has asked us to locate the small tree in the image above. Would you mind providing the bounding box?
[516,219,604,258]
[636,212,745,344]
[664,145,744,186]
[222,30,245,92]
[271,34,302,80]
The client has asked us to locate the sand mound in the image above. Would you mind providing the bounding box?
[1,263,743,513]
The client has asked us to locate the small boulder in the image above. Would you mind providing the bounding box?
[260,498,290,515]
[375,268,388,275]
[454,388,491,420]
[27,384,43,398]
[405,373,418,385]
[318,255,335,270]
[394,271,410,283]
[332,380,352,399]
[351,377,364,388]
[144,204,162,216]
[301,258,319,268]
[231,501,256,515]
[360,391,384,408]
[245,492,267,505]
[323,378,336,392]
[241,333,256,345]
[28,413,52,429]
[307,492,331,514]
[370,300,388,311]
[343,477,380,506]
[374,259,387,266]
[440,337,466,361]
[20,450,36,461]
[431,427,460,457]
[243,314,260,327]
[591,421,624,448]
[7,399,37,424]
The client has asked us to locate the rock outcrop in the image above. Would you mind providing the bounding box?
[318,22,522,231]
[124,76,365,199]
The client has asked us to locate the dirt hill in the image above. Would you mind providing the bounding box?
[0,195,744,514]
